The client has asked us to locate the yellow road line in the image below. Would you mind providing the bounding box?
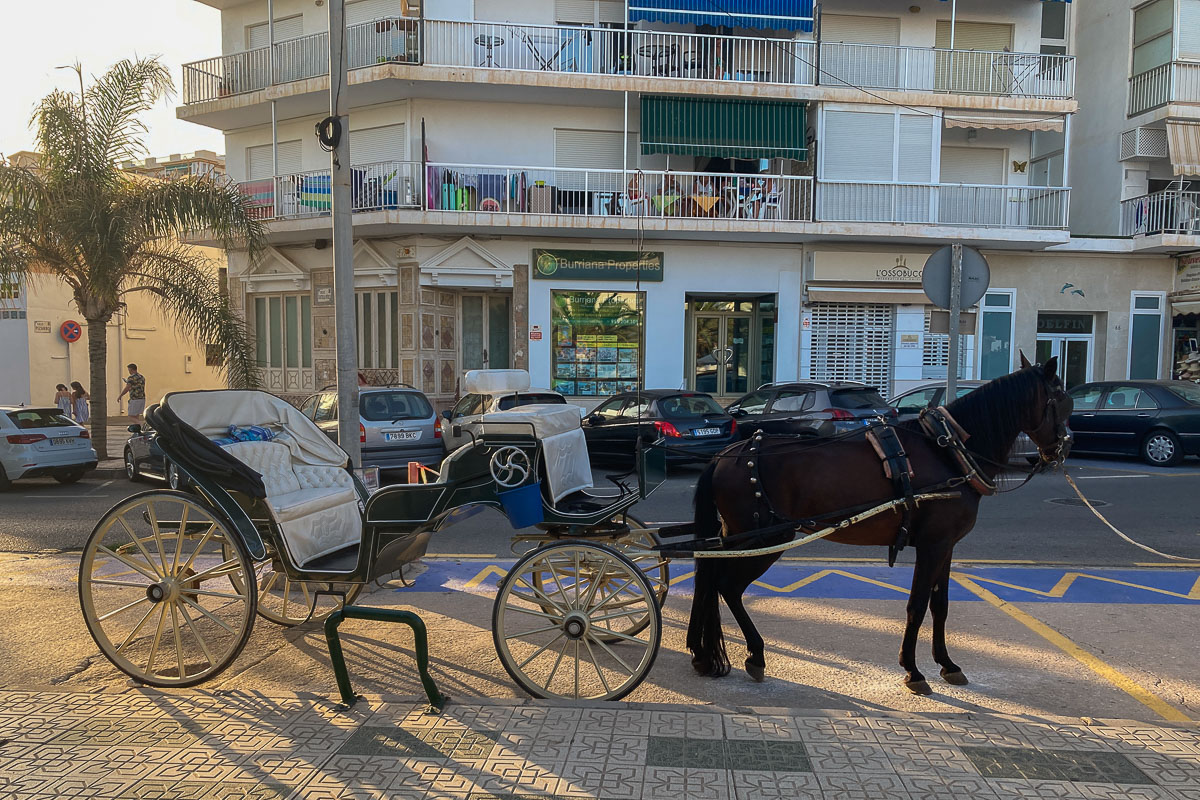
[952,572,1191,723]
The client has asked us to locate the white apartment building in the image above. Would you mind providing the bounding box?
[181,0,1175,407]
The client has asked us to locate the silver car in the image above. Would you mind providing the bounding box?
[298,386,443,471]
[0,405,98,488]
[442,388,576,452]
[890,381,1039,463]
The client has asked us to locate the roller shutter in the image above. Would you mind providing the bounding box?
[246,140,302,180]
[349,123,407,164]
[934,21,1013,51]
[808,303,894,397]
[246,15,304,49]
[820,14,899,44]
[556,0,622,24]
[347,0,403,25]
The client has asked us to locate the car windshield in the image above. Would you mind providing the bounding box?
[1166,383,1200,406]
[359,391,433,422]
[658,394,725,418]
[7,409,76,429]
[830,388,888,409]
[498,393,566,411]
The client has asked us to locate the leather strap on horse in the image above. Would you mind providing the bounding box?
[919,406,997,497]
[866,425,917,566]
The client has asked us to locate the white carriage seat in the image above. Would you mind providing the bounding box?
[222,441,361,567]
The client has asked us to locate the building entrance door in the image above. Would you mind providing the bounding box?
[686,297,775,399]
[1036,312,1093,388]
[462,293,511,371]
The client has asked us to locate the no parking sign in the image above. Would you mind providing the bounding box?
[60,320,82,343]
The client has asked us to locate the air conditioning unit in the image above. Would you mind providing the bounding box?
[1119,126,1168,161]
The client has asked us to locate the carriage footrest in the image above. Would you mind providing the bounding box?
[324,606,447,713]
[656,523,697,539]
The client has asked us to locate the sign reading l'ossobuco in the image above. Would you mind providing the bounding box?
[533,249,664,282]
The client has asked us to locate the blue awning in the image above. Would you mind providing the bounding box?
[628,1,815,33]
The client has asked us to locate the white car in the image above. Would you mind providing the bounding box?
[442,387,578,452]
[890,381,1040,464]
[0,405,98,488]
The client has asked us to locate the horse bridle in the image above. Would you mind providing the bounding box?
[1031,383,1071,470]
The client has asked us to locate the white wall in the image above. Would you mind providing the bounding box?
[940,126,1032,186]
[818,0,1042,52]
[0,317,31,406]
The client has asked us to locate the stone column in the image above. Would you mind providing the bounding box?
[512,263,529,371]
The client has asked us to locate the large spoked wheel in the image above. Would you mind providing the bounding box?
[227,543,364,627]
[79,490,257,687]
[493,541,660,701]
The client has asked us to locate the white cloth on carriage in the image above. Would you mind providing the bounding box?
[221,440,361,567]
[476,404,593,503]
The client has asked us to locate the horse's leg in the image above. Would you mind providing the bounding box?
[899,544,946,695]
[930,551,968,685]
[720,581,766,682]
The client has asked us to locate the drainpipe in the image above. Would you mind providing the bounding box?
[1061,113,1072,190]
[622,91,629,185]
[271,100,278,176]
[268,0,275,85]
[949,0,956,49]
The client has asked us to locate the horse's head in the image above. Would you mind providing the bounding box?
[1019,351,1073,466]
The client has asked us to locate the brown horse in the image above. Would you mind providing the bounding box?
[686,356,1073,694]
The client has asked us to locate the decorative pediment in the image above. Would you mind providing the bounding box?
[353,239,398,288]
[420,237,512,288]
[244,247,309,292]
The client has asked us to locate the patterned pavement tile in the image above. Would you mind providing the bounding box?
[963,746,1154,784]
[578,708,652,736]
[730,769,822,800]
[646,735,727,769]
[336,725,449,759]
[884,742,984,777]
[291,786,386,800]
[557,761,645,799]
[866,718,959,748]
[1094,727,1200,756]
[805,742,896,774]
[1123,752,1200,786]
[985,778,1088,799]
[936,720,1037,750]
[566,732,647,766]
[1071,782,1180,799]
[642,766,731,800]
[414,726,500,760]
[725,740,811,772]
[1019,725,1117,753]
[723,714,802,742]
[488,731,575,763]
[473,758,567,796]
[792,717,879,744]
[816,771,909,799]
[900,775,1002,800]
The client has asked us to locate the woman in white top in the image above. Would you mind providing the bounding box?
[70,381,90,423]
[54,384,72,417]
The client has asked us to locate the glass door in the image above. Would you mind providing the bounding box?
[694,316,722,394]
[692,314,751,395]
[1035,336,1091,388]
[462,293,512,371]
[725,317,750,395]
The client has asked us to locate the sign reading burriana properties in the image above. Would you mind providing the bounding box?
[1177,254,1200,295]
[532,249,664,282]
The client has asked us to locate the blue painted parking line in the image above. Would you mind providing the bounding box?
[397,559,1200,604]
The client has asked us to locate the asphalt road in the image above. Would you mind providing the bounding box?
[3,456,1200,566]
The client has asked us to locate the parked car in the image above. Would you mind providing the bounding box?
[1066,380,1200,466]
[581,390,738,464]
[0,406,97,488]
[890,381,1040,464]
[124,422,188,489]
[724,382,896,439]
[298,385,443,471]
[442,387,574,452]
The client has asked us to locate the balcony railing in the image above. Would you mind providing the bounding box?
[1121,190,1200,236]
[1129,61,1200,116]
[183,18,1075,104]
[238,160,422,220]
[816,181,1070,229]
[820,43,1074,99]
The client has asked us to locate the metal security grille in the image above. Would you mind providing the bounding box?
[809,303,894,396]
[923,308,970,380]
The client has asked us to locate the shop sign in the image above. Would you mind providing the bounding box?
[33,320,51,333]
[533,249,664,282]
[315,286,333,306]
[1176,254,1200,295]
[899,333,919,350]
[1036,313,1093,335]
[529,325,543,341]
[812,251,933,285]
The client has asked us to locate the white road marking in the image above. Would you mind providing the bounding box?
[22,495,95,499]
[86,480,115,495]
[1073,475,1149,480]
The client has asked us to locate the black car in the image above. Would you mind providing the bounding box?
[1067,380,1200,466]
[123,422,188,489]
[581,390,737,464]
[724,381,896,439]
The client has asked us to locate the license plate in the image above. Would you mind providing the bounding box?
[51,437,77,446]
[383,431,420,442]
[693,427,721,437]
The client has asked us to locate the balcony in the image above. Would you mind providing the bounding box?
[816,181,1070,229]
[1121,189,1200,236]
[182,18,1074,107]
[1128,61,1200,117]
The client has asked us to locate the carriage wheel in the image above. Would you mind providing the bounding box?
[226,544,364,627]
[493,542,660,701]
[597,514,671,640]
[79,490,256,687]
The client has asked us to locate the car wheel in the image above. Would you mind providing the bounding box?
[166,462,185,491]
[1142,430,1183,467]
[0,465,11,491]
[54,470,84,485]
[124,448,141,482]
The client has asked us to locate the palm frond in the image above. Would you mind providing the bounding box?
[85,58,173,167]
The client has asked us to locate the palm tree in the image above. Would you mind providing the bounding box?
[0,58,265,459]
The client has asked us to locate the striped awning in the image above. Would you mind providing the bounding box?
[1167,121,1200,176]
[944,112,1065,133]
[640,96,808,160]
[628,0,815,32]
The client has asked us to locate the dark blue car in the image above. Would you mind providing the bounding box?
[1067,380,1200,466]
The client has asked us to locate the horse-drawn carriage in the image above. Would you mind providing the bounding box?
[79,370,670,701]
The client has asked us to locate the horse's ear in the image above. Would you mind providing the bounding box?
[1019,350,1032,370]
[1043,356,1059,378]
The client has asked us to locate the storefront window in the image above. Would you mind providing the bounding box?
[1130,292,1164,379]
[551,291,644,397]
[980,290,1015,380]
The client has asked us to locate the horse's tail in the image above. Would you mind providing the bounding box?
[687,460,731,676]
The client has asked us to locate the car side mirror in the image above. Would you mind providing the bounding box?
[127,424,142,434]
[586,413,602,425]
[442,409,453,421]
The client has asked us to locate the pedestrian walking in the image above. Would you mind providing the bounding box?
[54,384,72,417]
[117,363,147,419]
[70,381,90,423]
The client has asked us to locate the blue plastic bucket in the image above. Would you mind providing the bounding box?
[497,482,545,529]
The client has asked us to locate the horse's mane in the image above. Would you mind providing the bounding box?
[940,367,1041,466]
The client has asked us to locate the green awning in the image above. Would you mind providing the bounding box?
[640,96,808,161]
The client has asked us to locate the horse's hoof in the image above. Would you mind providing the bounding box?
[904,679,933,696]
[691,657,711,676]
[745,661,765,682]
[941,669,969,686]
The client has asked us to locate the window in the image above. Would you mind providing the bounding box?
[593,397,627,418]
[1103,387,1144,410]
[356,290,399,370]
[1132,0,1173,77]
[895,387,940,415]
[452,394,484,418]
[498,393,567,410]
[314,394,336,422]
[657,394,725,418]
[1168,383,1200,405]
[979,290,1015,380]
[1041,1,1069,55]
[299,396,319,418]
[246,15,303,49]
[830,388,889,409]
[820,108,935,222]
[360,391,432,421]
[621,398,651,417]
[246,140,302,181]
[254,294,312,370]
[1069,385,1103,410]
[551,291,643,397]
[923,309,970,381]
[771,391,812,413]
[7,410,75,429]
[1129,292,1164,379]
[729,391,770,415]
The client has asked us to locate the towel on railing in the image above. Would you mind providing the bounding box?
[299,175,331,210]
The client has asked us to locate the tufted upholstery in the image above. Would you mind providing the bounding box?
[222,441,360,566]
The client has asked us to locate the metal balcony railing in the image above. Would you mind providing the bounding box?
[1128,61,1200,116]
[238,160,422,220]
[816,181,1070,229]
[1121,189,1200,236]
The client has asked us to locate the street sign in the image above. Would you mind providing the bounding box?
[60,320,82,343]
[922,245,990,310]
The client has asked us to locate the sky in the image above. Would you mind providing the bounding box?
[0,0,225,161]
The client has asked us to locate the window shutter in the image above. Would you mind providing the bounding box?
[556,0,595,24]
[347,0,402,26]
[822,111,894,181]
[349,123,407,164]
[897,115,934,183]
[820,15,899,45]
[1181,0,1200,60]
[247,15,304,48]
[598,0,623,23]
[555,129,625,169]
[940,146,1005,184]
[246,140,302,180]
[934,21,1012,51]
